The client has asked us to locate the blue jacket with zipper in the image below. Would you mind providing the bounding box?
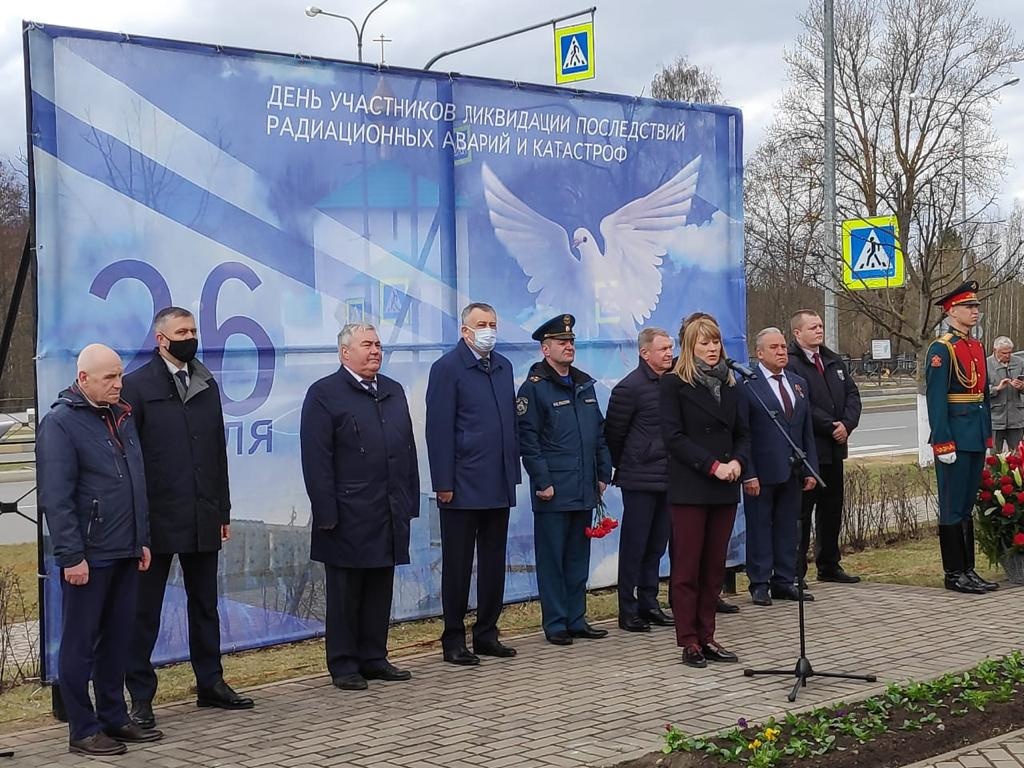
[37,384,150,568]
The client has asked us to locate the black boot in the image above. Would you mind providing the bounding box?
[939,524,986,594]
[961,518,999,591]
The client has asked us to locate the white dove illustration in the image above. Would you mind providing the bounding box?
[481,156,701,339]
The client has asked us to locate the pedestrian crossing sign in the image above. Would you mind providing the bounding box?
[841,215,905,290]
[554,22,595,84]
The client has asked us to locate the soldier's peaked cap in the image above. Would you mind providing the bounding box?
[935,280,981,311]
[532,314,576,341]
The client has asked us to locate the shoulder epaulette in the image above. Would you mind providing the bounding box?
[528,375,542,383]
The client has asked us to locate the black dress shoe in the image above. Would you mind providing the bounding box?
[568,623,609,639]
[771,585,815,601]
[639,608,674,626]
[818,567,861,584]
[619,616,651,632]
[474,641,517,657]
[682,645,707,669]
[69,732,127,755]
[443,647,481,666]
[966,569,999,591]
[750,585,772,606]
[716,598,740,614]
[361,662,412,681]
[701,641,739,663]
[944,572,988,594]
[130,699,155,729]
[333,673,368,690]
[197,680,255,710]
[546,631,573,646]
[104,722,164,743]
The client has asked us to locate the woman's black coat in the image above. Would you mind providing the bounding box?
[659,372,751,506]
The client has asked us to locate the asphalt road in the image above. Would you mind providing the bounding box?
[846,404,919,457]
[0,404,922,546]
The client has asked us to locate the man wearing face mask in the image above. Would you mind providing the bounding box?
[122,307,253,729]
[426,303,521,665]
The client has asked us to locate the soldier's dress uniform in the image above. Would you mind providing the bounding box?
[925,281,998,594]
[517,315,613,643]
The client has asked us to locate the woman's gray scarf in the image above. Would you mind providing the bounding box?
[694,358,730,403]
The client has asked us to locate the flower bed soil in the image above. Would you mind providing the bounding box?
[618,688,1024,768]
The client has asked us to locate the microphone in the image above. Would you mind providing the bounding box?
[726,358,757,379]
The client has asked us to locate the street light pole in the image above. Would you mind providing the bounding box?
[822,0,839,351]
[305,1,393,63]
[909,77,1019,280]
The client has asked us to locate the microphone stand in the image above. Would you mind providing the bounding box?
[733,365,876,702]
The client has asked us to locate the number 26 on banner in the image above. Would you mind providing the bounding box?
[89,260,276,417]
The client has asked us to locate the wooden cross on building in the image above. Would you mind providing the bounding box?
[374,33,392,64]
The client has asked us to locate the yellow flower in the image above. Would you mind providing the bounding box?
[764,728,780,741]
[749,739,762,749]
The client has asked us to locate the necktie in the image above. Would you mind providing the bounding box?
[361,379,378,399]
[480,356,491,372]
[772,374,794,419]
[174,369,188,397]
[812,352,825,376]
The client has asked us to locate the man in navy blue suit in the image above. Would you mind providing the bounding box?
[426,303,521,666]
[739,328,819,606]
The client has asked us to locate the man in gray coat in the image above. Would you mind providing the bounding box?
[987,336,1024,452]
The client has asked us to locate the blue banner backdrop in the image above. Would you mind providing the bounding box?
[26,23,745,682]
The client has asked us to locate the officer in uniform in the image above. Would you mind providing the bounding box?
[517,314,613,645]
[926,280,999,595]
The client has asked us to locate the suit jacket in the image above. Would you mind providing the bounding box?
[122,352,230,554]
[659,373,751,506]
[738,369,819,486]
[300,368,420,568]
[785,341,862,464]
[986,353,1024,430]
[425,340,520,509]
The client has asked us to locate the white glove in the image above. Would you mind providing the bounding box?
[937,452,957,465]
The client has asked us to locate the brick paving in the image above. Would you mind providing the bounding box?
[905,728,1024,767]
[1,579,1021,767]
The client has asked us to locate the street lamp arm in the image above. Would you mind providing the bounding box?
[314,9,360,40]
[359,0,393,41]
[424,6,596,71]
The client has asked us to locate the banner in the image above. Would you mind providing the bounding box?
[26,23,745,681]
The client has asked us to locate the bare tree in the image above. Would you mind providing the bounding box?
[749,0,1024,366]
[650,55,723,104]
[0,158,32,405]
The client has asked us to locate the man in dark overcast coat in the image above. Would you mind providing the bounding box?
[123,307,252,729]
[301,323,419,691]
[426,302,520,666]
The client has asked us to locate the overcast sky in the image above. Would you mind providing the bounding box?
[2,0,1022,210]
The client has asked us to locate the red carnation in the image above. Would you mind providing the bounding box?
[981,477,994,489]
[584,527,596,539]
[982,469,993,481]
[1002,484,1014,496]
[986,455,999,466]
[1014,532,1024,547]
[1002,503,1015,517]
[980,491,993,501]
[600,516,614,530]
[1001,475,1013,485]
[1017,492,1024,503]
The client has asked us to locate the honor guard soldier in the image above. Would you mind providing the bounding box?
[517,314,613,645]
[926,280,998,594]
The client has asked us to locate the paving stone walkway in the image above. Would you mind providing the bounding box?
[1,579,1021,767]
[906,728,1024,767]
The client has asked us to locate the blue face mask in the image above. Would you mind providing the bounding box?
[471,328,497,353]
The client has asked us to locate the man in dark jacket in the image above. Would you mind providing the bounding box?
[604,327,675,632]
[37,344,162,755]
[122,307,252,728]
[786,310,862,584]
[300,323,419,690]
[426,302,521,666]
[517,314,613,645]
[739,328,819,606]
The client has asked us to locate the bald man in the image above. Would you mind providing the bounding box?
[37,344,162,756]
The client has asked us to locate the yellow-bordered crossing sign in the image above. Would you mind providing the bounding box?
[841,215,905,290]
[554,22,595,84]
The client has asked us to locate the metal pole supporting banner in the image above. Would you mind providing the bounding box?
[823,0,839,350]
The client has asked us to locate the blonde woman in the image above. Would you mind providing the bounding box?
[659,315,750,668]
